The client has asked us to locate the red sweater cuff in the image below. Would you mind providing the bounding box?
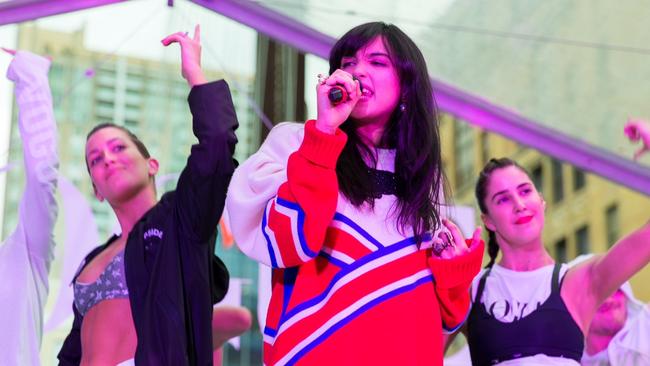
[298,120,348,169]
[428,239,485,289]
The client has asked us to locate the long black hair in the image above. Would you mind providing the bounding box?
[329,22,446,241]
[475,158,531,268]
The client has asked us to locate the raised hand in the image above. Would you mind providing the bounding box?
[161,24,206,87]
[1,47,17,56]
[315,69,361,134]
[431,219,482,260]
[624,118,650,160]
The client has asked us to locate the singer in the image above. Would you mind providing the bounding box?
[226,22,484,365]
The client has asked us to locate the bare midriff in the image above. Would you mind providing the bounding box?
[80,298,137,366]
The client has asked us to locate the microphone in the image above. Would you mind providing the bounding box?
[328,77,362,105]
[328,86,348,105]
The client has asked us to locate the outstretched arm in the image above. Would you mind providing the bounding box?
[564,221,650,333]
[563,121,650,331]
[5,48,58,270]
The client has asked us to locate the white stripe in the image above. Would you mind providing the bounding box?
[274,198,313,262]
[276,269,432,365]
[320,246,354,265]
[330,220,378,251]
[264,200,285,268]
[276,244,423,338]
[263,334,275,345]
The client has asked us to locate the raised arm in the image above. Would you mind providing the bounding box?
[563,121,650,331]
[161,25,238,243]
[5,49,58,268]
[226,70,355,268]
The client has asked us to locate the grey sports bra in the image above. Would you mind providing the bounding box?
[73,249,129,316]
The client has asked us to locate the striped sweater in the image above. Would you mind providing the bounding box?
[226,120,483,365]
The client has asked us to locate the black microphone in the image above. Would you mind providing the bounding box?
[328,86,348,105]
[328,77,362,105]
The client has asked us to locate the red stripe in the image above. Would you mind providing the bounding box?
[267,200,303,265]
[322,227,374,261]
[270,250,432,361]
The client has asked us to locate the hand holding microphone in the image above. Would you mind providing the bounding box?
[315,70,361,134]
[327,76,362,105]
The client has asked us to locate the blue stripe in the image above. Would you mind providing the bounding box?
[264,326,278,337]
[282,267,299,319]
[278,235,420,328]
[275,197,318,258]
[286,274,433,365]
[442,309,469,333]
[333,212,384,249]
[318,251,347,268]
[420,231,433,242]
[261,199,279,268]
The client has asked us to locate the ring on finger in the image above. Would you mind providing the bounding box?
[444,231,455,248]
[317,73,328,85]
[438,231,453,247]
[432,240,450,256]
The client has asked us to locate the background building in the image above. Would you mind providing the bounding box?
[440,114,650,301]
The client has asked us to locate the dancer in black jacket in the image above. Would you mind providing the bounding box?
[58,25,237,365]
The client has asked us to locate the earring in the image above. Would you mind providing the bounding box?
[399,103,406,112]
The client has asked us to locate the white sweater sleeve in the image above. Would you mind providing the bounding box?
[225,122,304,266]
[6,51,59,270]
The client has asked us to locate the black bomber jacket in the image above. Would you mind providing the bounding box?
[58,80,238,366]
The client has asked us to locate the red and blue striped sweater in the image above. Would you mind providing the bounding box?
[226,120,483,365]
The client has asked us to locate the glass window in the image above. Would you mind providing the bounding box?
[71,80,93,125]
[96,72,116,86]
[454,120,475,190]
[531,163,544,193]
[551,159,564,203]
[575,225,590,255]
[126,74,144,91]
[555,237,567,263]
[480,130,490,165]
[95,87,115,102]
[573,167,586,191]
[605,204,619,248]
